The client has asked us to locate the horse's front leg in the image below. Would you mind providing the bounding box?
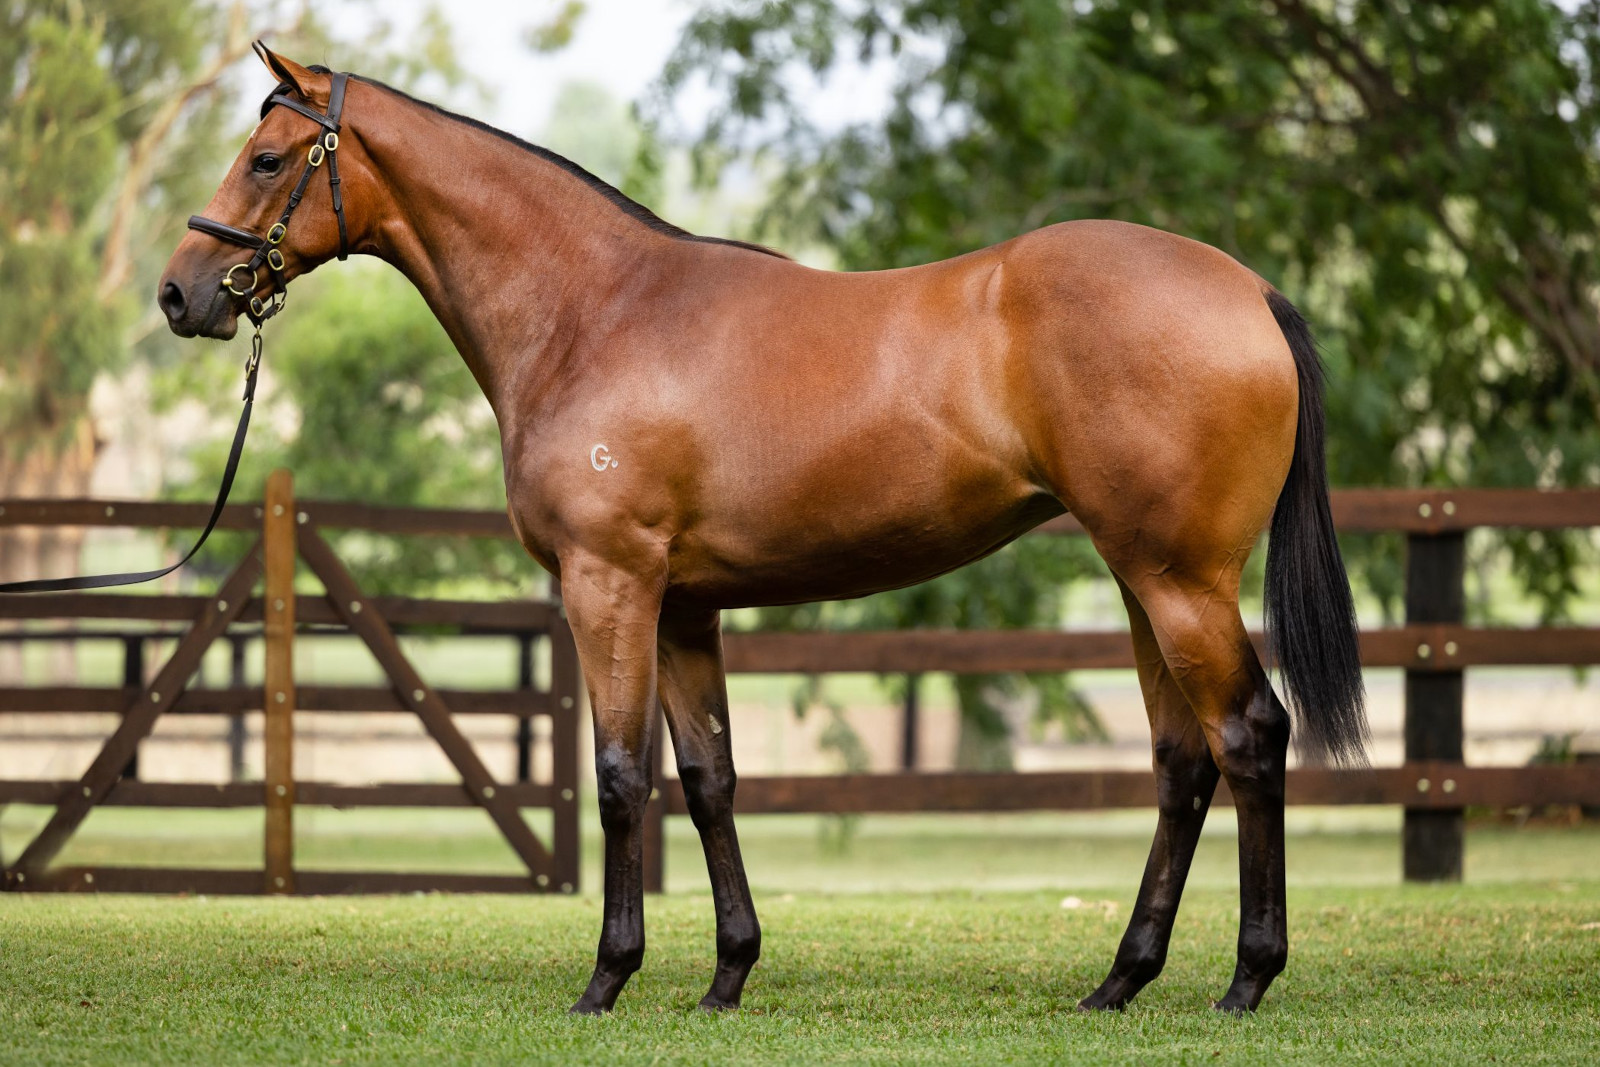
[561,552,664,1015]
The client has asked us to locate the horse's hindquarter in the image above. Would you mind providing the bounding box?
[1001,221,1300,577]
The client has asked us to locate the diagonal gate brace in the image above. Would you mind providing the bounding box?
[4,546,264,888]
[295,525,553,881]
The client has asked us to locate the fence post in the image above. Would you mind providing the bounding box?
[262,470,297,894]
[1403,530,1466,882]
[549,579,581,894]
[901,672,922,771]
[227,635,247,781]
[121,636,145,780]
[516,633,535,783]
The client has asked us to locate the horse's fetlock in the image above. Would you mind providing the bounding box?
[1239,930,1288,981]
[1114,932,1167,984]
[598,936,645,977]
[717,920,761,968]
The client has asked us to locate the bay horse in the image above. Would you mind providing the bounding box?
[159,45,1366,1015]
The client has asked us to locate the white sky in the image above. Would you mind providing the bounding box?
[318,0,897,141]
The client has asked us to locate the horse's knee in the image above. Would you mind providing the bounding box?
[1213,689,1289,789]
[677,755,735,829]
[595,744,650,830]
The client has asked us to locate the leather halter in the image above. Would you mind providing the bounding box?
[187,72,351,326]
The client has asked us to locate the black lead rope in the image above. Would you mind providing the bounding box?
[0,69,350,596]
[0,336,261,594]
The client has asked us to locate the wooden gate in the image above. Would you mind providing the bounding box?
[0,470,581,895]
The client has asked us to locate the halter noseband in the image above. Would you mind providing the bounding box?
[187,71,351,327]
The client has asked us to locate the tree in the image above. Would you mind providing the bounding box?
[0,1,281,683]
[649,0,1600,761]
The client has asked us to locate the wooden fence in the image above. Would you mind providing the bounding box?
[0,472,582,895]
[2,483,1599,892]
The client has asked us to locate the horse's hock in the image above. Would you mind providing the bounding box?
[2,476,1600,893]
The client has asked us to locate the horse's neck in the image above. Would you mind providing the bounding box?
[359,98,663,417]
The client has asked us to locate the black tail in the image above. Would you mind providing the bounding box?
[1263,290,1368,766]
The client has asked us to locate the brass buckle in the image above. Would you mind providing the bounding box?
[323,132,339,152]
[266,222,287,244]
[223,263,256,297]
[266,248,285,272]
[308,143,325,167]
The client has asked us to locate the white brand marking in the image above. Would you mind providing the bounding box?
[590,444,618,471]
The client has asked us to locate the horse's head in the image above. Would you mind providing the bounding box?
[159,43,361,340]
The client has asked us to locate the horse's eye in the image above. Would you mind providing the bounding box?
[252,153,282,175]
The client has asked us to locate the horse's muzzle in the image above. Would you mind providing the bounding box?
[158,275,239,340]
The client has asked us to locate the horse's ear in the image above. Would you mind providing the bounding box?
[253,41,318,97]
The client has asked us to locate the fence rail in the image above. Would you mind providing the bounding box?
[3,484,1599,892]
[0,473,583,896]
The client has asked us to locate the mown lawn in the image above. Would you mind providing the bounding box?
[2,880,1597,1065]
[3,810,1598,1064]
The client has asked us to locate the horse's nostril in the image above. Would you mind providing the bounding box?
[158,280,188,320]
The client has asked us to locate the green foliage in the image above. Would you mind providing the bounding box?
[0,3,191,455]
[524,0,587,55]
[541,81,640,186]
[180,266,536,595]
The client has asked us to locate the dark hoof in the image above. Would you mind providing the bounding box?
[698,994,741,1013]
[1211,995,1258,1015]
[1076,981,1134,1012]
[569,998,610,1016]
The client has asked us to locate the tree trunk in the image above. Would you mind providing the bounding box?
[952,676,1016,772]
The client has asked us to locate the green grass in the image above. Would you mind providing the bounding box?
[2,811,1599,1063]
[2,884,1597,1065]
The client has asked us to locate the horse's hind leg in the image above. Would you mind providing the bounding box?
[656,606,760,1010]
[1130,571,1290,1013]
[1079,577,1221,1011]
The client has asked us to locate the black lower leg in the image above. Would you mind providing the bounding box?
[571,743,652,1014]
[658,611,761,1011]
[1213,687,1290,1014]
[1080,736,1220,1011]
[678,753,760,1009]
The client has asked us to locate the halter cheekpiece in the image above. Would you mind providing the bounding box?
[187,70,351,327]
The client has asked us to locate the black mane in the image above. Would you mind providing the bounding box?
[271,68,787,260]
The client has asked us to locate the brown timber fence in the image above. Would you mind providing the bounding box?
[2,480,1599,893]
